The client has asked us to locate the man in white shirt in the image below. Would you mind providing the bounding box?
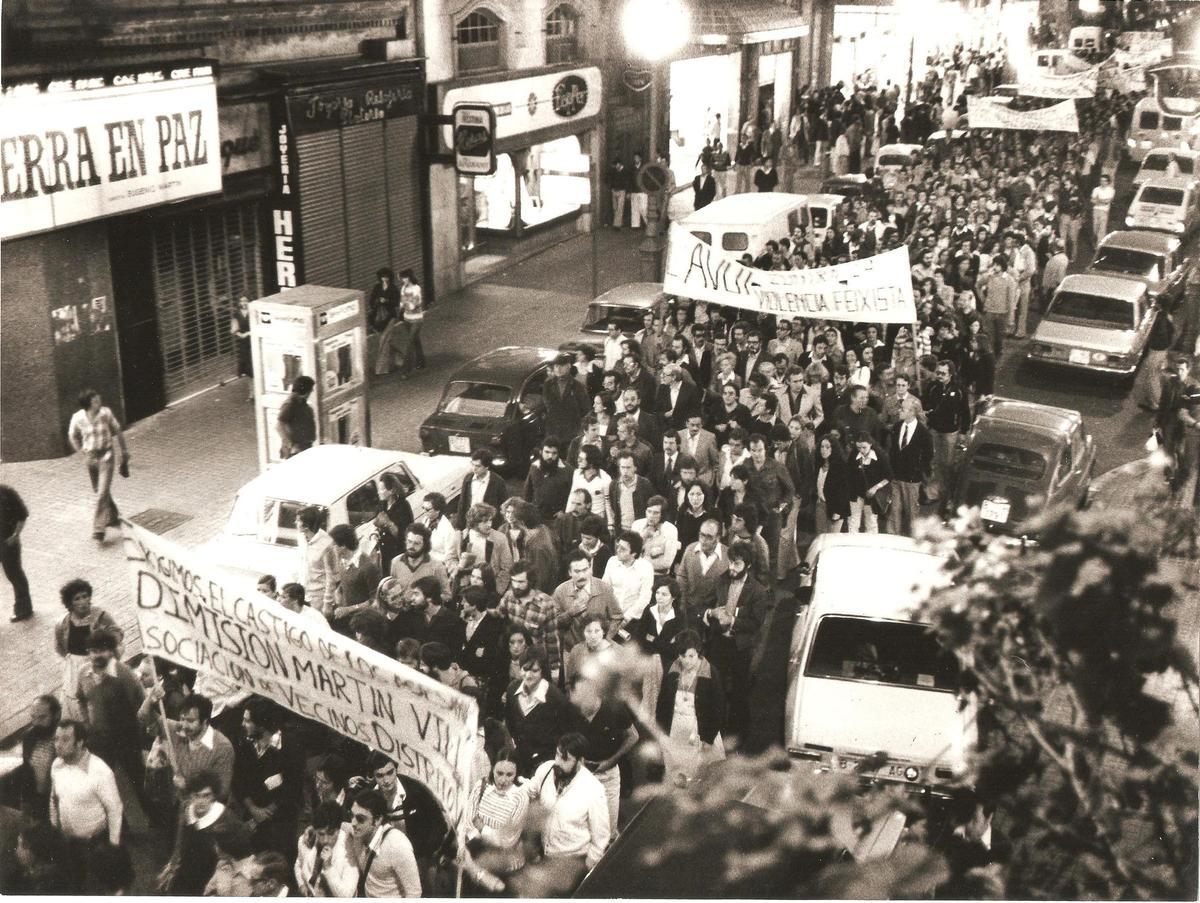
[49,719,123,885]
[601,530,655,621]
[527,733,610,887]
[717,431,751,489]
[630,496,680,577]
[603,322,628,372]
[295,801,360,897]
[348,790,421,897]
[1091,173,1114,243]
[421,492,461,566]
[298,506,338,616]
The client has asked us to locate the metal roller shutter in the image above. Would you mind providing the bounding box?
[297,130,348,287]
[342,122,390,293]
[384,117,423,281]
[153,204,264,403]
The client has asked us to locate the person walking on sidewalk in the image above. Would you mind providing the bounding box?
[370,268,403,377]
[67,389,129,542]
[1090,173,1114,242]
[0,484,33,622]
[1135,301,1175,413]
[399,269,426,374]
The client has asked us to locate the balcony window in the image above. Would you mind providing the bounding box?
[545,4,580,63]
[456,9,503,73]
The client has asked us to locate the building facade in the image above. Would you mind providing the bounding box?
[1,0,426,461]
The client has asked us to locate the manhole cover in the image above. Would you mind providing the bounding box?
[128,508,192,534]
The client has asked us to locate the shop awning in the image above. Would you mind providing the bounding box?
[691,0,809,47]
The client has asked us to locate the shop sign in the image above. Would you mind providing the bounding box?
[0,64,221,240]
[268,110,303,292]
[622,68,654,92]
[441,66,602,148]
[287,74,421,135]
[219,101,271,175]
[452,103,497,176]
[551,74,589,118]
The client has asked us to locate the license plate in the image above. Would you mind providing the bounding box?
[831,756,912,780]
[980,496,1011,524]
[1068,349,1091,365]
[449,435,471,454]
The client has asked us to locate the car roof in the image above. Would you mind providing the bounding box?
[239,445,410,504]
[810,538,947,621]
[449,345,558,385]
[681,192,809,225]
[824,174,868,185]
[590,282,667,309]
[1141,148,1200,161]
[1096,230,1180,255]
[805,193,847,207]
[1057,273,1147,302]
[975,397,1081,442]
[877,143,922,156]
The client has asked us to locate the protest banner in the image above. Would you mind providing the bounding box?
[663,224,918,324]
[967,96,1079,133]
[121,520,479,837]
[1017,65,1098,99]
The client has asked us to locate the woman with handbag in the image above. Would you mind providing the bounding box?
[847,432,893,534]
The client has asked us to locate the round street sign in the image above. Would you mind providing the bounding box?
[623,68,654,92]
[637,162,670,193]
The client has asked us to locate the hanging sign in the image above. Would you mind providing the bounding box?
[967,96,1080,133]
[663,224,918,323]
[623,68,654,92]
[452,103,497,176]
[1017,65,1098,99]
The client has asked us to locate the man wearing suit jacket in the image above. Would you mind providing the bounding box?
[887,397,933,537]
[688,328,715,389]
[458,586,507,685]
[609,451,654,534]
[677,414,720,488]
[619,387,662,449]
[457,449,507,529]
[621,357,659,421]
[651,432,686,497]
[704,542,769,739]
[655,363,702,432]
[737,330,767,385]
[676,520,728,621]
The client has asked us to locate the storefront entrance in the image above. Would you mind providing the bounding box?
[668,53,742,191]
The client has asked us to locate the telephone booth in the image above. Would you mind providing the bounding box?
[249,285,370,471]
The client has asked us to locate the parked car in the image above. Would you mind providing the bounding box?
[785,534,976,795]
[200,445,469,584]
[579,282,669,335]
[1026,273,1155,379]
[1125,177,1200,236]
[1130,148,1199,193]
[952,397,1095,537]
[1088,230,1190,305]
[820,173,871,200]
[418,345,558,473]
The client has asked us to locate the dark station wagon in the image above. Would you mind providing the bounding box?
[418,346,557,474]
[952,397,1095,538]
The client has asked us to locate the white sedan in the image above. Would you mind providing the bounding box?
[199,445,470,585]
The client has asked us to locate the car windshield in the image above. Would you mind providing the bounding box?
[1047,291,1135,329]
[259,500,327,548]
[878,154,911,167]
[1138,186,1185,207]
[584,304,651,332]
[1091,247,1163,281]
[805,616,960,691]
[970,443,1048,480]
[437,381,510,417]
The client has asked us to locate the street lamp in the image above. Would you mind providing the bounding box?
[621,0,689,280]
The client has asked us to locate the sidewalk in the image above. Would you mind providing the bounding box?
[0,226,644,739]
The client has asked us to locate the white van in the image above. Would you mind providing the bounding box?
[873,143,922,189]
[784,534,977,793]
[1127,96,1200,163]
[1068,26,1103,56]
[679,192,821,263]
[1131,147,1199,193]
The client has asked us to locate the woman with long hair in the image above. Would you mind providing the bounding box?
[54,579,121,720]
[398,268,426,375]
[461,748,529,892]
[813,433,851,533]
[674,481,715,550]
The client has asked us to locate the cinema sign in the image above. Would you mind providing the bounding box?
[0,63,222,240]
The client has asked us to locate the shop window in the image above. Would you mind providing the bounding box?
[456,8,504,73]
[545,4,580,64]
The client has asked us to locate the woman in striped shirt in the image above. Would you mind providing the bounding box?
[463,749,528,891]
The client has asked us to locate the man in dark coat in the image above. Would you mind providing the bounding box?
[543,352,590,443]
[456,448,507,529]
[703,542,769,740]
[523,437,573,522]
[692,164,717,210]
[276,376,316,459]
[887,397,934,537]
[655,363,702,432]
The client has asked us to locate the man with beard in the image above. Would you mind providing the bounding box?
[526,733,610,886]
[6,694,58,818]
[74,629,145,789]
[389,522,451,597]
[497,561,569,681]
[232,697,296,857]
[551,489,590,564]
[619,386,661,448]
[554,550,623,649]
[141,691,236,805]
[524,437,573,522]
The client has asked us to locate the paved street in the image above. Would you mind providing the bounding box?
[0,167,1178,741]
